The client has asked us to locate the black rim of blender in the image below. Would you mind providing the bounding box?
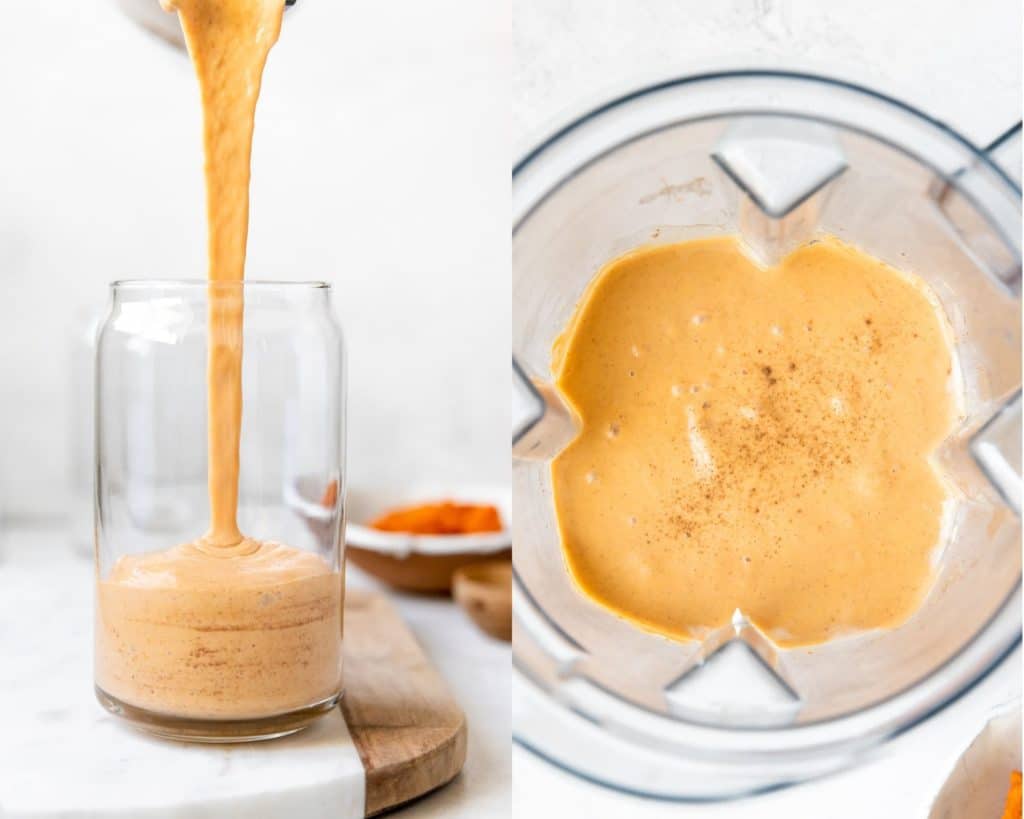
[511,69,1022,797]
[513,70,1021,435]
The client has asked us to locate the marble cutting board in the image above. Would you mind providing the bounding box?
[0,542,467,819]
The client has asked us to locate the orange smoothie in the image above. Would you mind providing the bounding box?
[95,0,341,720]
[96,543,341,719]
[551,236,956,647]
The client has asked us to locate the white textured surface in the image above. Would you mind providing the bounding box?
[0,527,510,818]
[511,1,1022,816]
[512,0,1022,153]
[0,0,510,520]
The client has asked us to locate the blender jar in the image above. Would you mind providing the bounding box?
[512,71,1021,798]
[94,280,346,741]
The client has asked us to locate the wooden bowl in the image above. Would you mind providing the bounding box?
[347,546,511,594]
[453,559,512,641]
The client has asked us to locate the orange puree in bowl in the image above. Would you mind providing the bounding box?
[371,502,504,535]
[551,235,956,647]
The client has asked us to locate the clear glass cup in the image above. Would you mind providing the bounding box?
[512,71,1021,797]
[94,280,346,742]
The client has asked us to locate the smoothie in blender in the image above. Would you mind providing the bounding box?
[551,235,957,647]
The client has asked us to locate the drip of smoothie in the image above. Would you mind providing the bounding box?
[551,236,957,647]
[96,0,341,720]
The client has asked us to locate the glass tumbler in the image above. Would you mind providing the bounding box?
[94,280,346,742]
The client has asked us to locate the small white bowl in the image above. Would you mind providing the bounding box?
[329,483,511,594]
[346,484,511,559]
[928,700,1021,818]
[287,479,511,592]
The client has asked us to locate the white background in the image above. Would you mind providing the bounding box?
[511,0,1021,817]
[512,0,1021,151]
[0,0,510,521]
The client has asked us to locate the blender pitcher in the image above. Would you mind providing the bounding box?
[512,71,1021,799]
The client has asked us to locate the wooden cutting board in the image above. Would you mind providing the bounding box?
[342,590,468,816]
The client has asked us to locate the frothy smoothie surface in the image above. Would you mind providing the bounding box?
[551,236,957,647]
[96,0,341,721]
[96,543,341,719]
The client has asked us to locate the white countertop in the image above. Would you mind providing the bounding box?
[0,527,510,819]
